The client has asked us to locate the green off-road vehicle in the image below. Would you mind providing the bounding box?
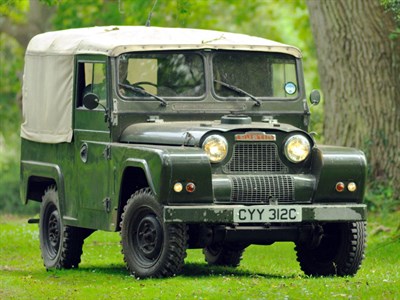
[20,26,367,278]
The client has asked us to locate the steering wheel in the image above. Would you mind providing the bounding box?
[132,81,158,88]
[131,81,178,96]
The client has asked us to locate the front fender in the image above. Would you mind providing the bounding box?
[162,147,213,204]
[311,145,367,203]
[118,145,212,205]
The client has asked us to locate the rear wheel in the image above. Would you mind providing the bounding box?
[120,188,188,278]
[295,222,366,276]
[203,243,246,267]
[39,186,92,269]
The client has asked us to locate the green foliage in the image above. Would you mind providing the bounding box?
[0,35,23,100]
[0,35,28,214]
[365,181,400,217]
[0,127,39,215]
[382,0,400,24]
[0,18,23,144]
[0,0,29,23]
[51,0,126,29]
[0,0,325,214]
[382,0,400,39]
[0,213,399,298]
[0,160,38,214]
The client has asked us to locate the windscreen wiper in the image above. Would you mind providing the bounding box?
[214,79,261,106]
[119,83,167,107]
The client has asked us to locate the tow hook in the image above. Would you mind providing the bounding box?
[28,218,39,224]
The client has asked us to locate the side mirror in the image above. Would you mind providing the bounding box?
[83,93,100,110]
[309,89,321,106]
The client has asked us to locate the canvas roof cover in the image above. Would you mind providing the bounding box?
[21,26,302,144]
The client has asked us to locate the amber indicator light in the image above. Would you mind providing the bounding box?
[186,182,196,193]
[335,182,345,192]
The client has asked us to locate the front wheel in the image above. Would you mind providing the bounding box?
[120,189,188,278]
[295,221,366,276]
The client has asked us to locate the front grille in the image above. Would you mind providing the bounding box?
[223,143,288,174]
[229,175,295,203]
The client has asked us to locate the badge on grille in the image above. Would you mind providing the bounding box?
[235,132,276,141]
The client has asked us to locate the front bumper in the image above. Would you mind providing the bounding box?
[164,204,366,223]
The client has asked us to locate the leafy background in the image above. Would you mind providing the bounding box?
[0,0,398,215]
[0,1,399,299]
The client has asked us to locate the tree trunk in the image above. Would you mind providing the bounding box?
[306,0,400,195]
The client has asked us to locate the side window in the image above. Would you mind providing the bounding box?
[77,61,107,108]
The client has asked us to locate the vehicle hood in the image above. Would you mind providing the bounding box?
[119,119,302,146]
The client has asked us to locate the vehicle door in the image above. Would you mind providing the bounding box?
[73,56,112,229]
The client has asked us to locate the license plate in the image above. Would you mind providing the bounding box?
[233,205,302,223]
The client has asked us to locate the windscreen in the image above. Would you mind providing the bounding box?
[118,52,205,98]
[212,52,298,99]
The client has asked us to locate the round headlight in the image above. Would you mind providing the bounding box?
[202,135,228,163]
[284,135,311,163]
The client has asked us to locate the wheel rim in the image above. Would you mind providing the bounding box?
[44,205,61,259]
[314,224,341,262]
[137,215,163,260]
[207,244,223,257]
[132,212,164,266]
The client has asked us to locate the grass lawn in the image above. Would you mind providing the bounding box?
[0,212,399,299]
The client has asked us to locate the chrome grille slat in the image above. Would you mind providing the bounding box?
[223,143,287,174]
[229,175,295,203]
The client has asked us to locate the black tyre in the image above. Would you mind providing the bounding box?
[120,188,188,278]
[39,186,92,269]
[295,221,366,276]
[203,243,246,267]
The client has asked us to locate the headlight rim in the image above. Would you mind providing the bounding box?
[284,134,311,163]
[202,134,228,163]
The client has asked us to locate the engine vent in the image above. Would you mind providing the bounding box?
[229,175,295,204]
[223,143,288,174]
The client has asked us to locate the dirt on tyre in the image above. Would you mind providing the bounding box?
[120,188,188,278]
[295,221,366,276]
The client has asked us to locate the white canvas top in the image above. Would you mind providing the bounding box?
[21,26,302,144]
[25,26,302,58]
